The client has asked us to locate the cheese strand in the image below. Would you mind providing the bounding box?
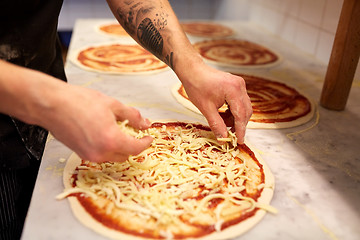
[57,122,275,234]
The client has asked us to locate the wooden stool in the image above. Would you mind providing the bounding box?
[320,0,360,110]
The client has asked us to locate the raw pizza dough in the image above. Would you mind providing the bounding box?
[58,121,275,240]
[181,22,235,38]
[69,43,168,75]
[171,75,315,129]
[193,39,281,68]
[96,22,130,37]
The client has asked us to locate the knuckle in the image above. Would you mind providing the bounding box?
[83,150,103,163]
[108,97,122,108]
[131,109,142,120]
[93,131,118,154]
[247,104,253,117]
[208,120,218,130]
[228,74,246,89]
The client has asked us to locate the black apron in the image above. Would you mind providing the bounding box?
[0,1,66,239]
[0,0,67,169]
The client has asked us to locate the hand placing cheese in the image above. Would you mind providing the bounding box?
[57,121,276,240]
[106,0,253,144]
[0,60,153,163]
[177,60,253,144]
[41,84,154,163]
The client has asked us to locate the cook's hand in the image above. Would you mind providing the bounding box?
[41,85,153,163]
[180,63,252,144]
[0,60,152,163]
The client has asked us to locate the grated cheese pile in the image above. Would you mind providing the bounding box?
[57,121,275,236]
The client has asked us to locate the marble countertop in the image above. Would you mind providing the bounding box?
[21,19,360,240]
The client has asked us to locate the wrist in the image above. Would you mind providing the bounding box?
[173,51,205,85]
[26,75,68,129]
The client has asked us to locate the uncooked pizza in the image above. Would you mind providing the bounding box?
[172,75,315,129]
[57,121,275,240]
[97,23,130,37]
[193,39,280,68]
[181,22,235,38]
[70,43,168,74]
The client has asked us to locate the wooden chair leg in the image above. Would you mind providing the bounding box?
[320,0,360,110]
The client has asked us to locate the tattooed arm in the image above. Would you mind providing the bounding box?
[106,0,252,143]
[106,0,188,69]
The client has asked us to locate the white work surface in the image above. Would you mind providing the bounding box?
[22,19,360,240]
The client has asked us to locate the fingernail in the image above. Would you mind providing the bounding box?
[215,133,225,139]
[140,118,150,129]
[237,137,244,144]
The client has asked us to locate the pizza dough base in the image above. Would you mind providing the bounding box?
[193,39,282,69]
[181,21,236,38]
[69,42,169,75]
[95,22,131,38]
[171,82,316,129]
[202,56,282,69]
[62,121,275,240]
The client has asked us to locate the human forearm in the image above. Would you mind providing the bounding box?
[0,59,67,127]
[106,0,202,75]
[0,59,152,162]
[106,0,253,143]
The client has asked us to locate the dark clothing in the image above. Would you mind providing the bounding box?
[0,0,66,169]
[0,0,66,239]
[0,158,40,240]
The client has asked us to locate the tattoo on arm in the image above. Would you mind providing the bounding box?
[116,3,149,35]
[124,0,134,5]
[137,18,163,58]
[153,12,168,30]
[164,52,174,69]
[116,8,136,34]
[116,3,175,69]
[137,18,174,69]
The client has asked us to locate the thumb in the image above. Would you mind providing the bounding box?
[119,134,153,156]
[128,135,154,156]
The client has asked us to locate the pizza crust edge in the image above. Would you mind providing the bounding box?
[61,121,275,240]
[68,42,169,75]
[192,39,283,69]
[171,81,316,129]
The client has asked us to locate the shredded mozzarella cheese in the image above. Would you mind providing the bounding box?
[57,121,275,236]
